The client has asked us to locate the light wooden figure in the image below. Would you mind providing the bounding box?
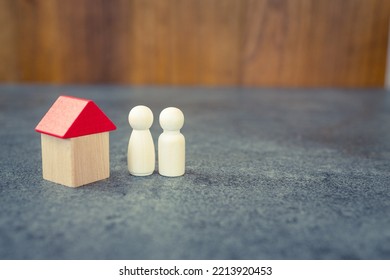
[35,96,116,187]
[158,107,185,177]
[127,105,155,176]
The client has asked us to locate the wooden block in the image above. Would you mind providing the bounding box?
[36,95,116,187]
[41,132,110,187]
[35,96,116,138]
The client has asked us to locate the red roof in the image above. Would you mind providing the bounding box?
[35,96,116,138]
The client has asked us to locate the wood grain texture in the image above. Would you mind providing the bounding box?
[239,0,390,87]
[41,132,110,187]
[1,0,389,86]
[0,0,17,81]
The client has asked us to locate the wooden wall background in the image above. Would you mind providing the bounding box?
[0,0,389,87]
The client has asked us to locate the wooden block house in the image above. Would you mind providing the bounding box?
[35,96,116,187]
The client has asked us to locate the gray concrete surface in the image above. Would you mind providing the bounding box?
[0,85,389,259]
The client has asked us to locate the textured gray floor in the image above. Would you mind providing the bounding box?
[0,85,389,259]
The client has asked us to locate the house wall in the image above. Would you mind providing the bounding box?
[1,0,389,87]
[41,134,74,187]
[72,132,110,187]
[41,133,109,187]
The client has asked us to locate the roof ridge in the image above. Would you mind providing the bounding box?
[35,95,116,138]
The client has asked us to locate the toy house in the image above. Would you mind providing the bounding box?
[35,96,116,187]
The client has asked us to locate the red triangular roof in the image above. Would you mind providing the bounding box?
[35,96,116,138]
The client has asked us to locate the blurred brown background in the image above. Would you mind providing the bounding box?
[0,0,389,87]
